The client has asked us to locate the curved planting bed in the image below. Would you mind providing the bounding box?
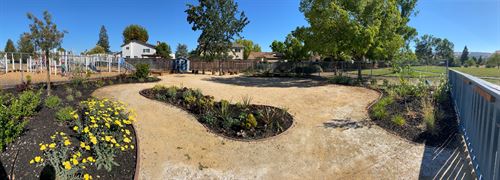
[140,85,294,140]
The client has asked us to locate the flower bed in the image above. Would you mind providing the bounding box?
[140,85,294,140]
[0,75,158,179]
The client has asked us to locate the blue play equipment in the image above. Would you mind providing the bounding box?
[173,58,190,73]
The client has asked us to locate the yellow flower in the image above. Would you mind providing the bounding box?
[77,152,81,157]
[87,156,95,162]
[105,123,110,128]
[29,159,34,164]
[80,142,86,148]
[49,143,56,149]
[114,120,122,127]
[59,132,66,136]
[125,129,131,135]
[110,138,117,144]
[83,173,92,180]
[123,137,131,143]
[85,145,91,150]
[34,156,42,163]
[105,136,112,142]
[72,158,78,165]
[121,147,125,151]
[114,111,119,115]
[82,159,87,163]
[90,136,97,145]
[40,144,47,151]
[131,145,134,149]
[73,126,79,131]
[63,161,72,170]
[73,114,79,119]
[83,127,90,133]
[64,139,71,146]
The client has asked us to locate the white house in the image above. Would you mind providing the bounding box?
[121,40,157,59]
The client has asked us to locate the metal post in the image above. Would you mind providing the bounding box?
[4,53,8,73]
[11,53,14,71]
[118,57,121,73]
[108,56,111,72]
[29,56,32,72]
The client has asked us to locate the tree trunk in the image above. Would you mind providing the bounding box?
[45,50,51,95]
[357,59,363,81]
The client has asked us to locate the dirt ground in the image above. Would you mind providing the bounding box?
[92,74,471,179]
[0,71,121,88]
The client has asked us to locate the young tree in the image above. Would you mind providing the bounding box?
[156,42,172,59]
[477,56,483,65]
[17,33,35,54]
[4,39,16,52]
[175,44,189,58]
[97,25,110,53]
[486,53,500,69]
[460,46,469,65]
[434,38,454,64]
[299,0,407,80]
[27,11,66,95]
[122,25,149,44]
[186,0,249,74]
[235,39,261,60]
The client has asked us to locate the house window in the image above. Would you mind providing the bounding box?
[126,47,129,50]
[134,56,138,58]
[126,56,130,58]
[143,49,150,53]
[234,48,241,53]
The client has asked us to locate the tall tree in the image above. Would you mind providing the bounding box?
[27,11,66,95]
[97,25,110,53]
[434,38,454,64]
[122,25,149,44]
[175,44,189,58]
[396,0,419,45]
[270,40,285,53]
[477,56,483,65]
[4,39,16,52]
[235,39,261,60]
[299,0,407,79]
[156,42,172,59]
[186,0,249,65]
[460,46,469,65]
[414,34,435,65]
[18,33,35,54]
[269,34,308,61]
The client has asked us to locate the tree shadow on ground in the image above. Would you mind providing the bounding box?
[0,160,7,180]
[203,76,330,88]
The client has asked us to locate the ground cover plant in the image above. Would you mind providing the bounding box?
[368,72,458,145]
[141,85,294,140]
[0,73,159,179]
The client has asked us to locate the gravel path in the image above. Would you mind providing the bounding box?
[92,74,428,179]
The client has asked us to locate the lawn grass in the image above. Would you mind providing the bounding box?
[347,68,438,77]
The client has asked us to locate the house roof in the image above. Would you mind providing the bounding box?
[232,43,244,48]
[121,40,156,49]
[248,52,283,60]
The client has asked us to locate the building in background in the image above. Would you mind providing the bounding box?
[121,40,157,59]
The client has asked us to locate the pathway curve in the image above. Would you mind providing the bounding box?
[92,74,427,179]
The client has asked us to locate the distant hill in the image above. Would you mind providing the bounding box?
[454,52,493,59]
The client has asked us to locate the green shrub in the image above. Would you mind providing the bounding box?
[45,95,61,109]
[56,107,74,123]
[65,87,73,94]
[328,75,353,85]
[241,95,252,109]
[74,91,82,98]
[370,79,377,86]
[152,84,167,91]
[95,80,105,88]
[391,115,406,126]
[383,79,389,87]
[201,111,217,125]
[423,100,436,133]
[244,114,257,129]
[66,95,75,102]
[166,86,178,98]
[134,63,150,79]
[371,96,393,120]
[0,90,41,149]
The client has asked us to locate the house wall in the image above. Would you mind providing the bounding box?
[230,47,243,60]
[122,42,156,58]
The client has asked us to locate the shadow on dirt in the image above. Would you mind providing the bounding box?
[204,76,329,88]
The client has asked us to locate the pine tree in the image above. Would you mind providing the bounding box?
[97,25,110,53]
[4,39,16,52]
[460,46,469,65]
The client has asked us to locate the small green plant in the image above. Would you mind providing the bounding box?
[26,75,32,85]
[371,96,393,120]
[370,79,377,86]
[244,113,257,129]
[45,95,62,109]
[328,75,353,85]
[56,107,74,123]
[166,86,178,98]
[107,80,114,85]
[383,79,389,87]
[74,91,82,98]
[391,115,406,126]
[95,80,105,88]
[65,87,73,94]
[182,90,196,105]
[152,84,167,91]
[66,95,75,102]
[134,63,150,79]
[138,78,145,82]
[241,95,252,109]
[423,100,436,133]
[201,111,217,125]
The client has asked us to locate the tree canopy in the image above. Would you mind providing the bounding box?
[299,0,412,79]
[4,39,16,53]
[486,53,500,68]
[460,46,469,65]
[17,33,35,54]
[270,33,309,61]
[156,42,172,59]
[235,39,261,60]
[175,44,189,58]
[270,40,285,53]
[26,10,66,95]
[122,25,149,44]
[186,0,249,61]
[86,45,106,55]
[97,25,110,53]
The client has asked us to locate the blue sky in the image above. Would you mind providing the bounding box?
[0,0,499,53]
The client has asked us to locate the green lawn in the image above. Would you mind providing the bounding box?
[348,67,441,77]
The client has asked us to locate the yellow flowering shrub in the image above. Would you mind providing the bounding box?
[31,98,136,178]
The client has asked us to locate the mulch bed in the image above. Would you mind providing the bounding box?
[140,88,294,141]
[0,75,159,180]
[369,91,458,146]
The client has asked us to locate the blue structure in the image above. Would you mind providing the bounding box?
[173,58,190,73]
[449,69,500,180]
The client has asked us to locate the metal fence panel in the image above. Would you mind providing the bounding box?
[449,69,500,180]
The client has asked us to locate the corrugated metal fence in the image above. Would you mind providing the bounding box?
[449,69,500,180]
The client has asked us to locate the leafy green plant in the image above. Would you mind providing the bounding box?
[56,107,74,123]
[371,96,393,120]
[65,87,73,94]
[201,111,217,125]
[328,75,353,85]
[45,95,62,109]
[166,86,178,98]
[66,95,75,102]
[134,63,150,79]
[152,84,167,91]
[241,95,252,109]
[391,115,406,126]
[423,100,436,133]
[370,79,377,86]
[74,90,82,98]
[383,79,389,87]
[244,113,257,129]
